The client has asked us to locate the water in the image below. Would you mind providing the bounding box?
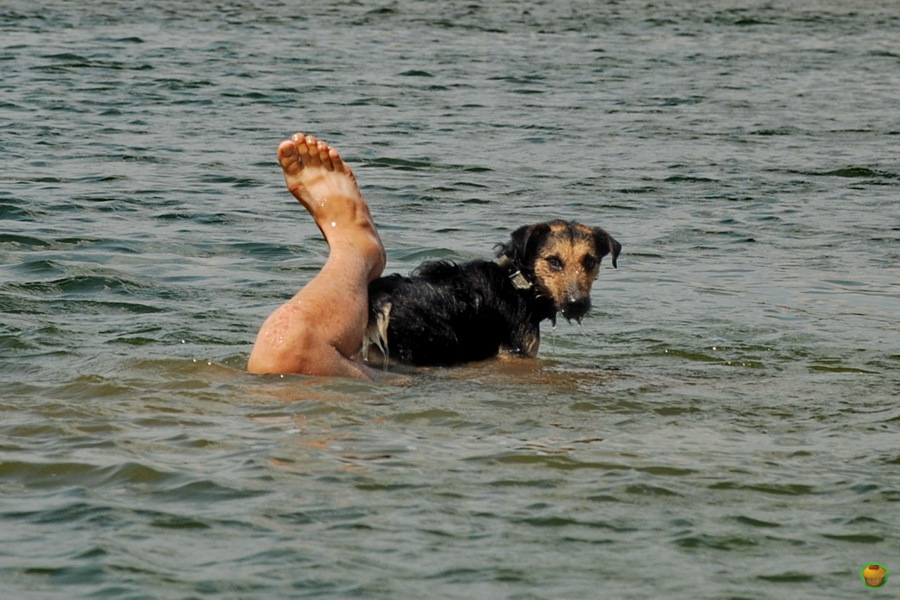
[2,0,898,598]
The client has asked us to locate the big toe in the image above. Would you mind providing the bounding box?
[278,139,302,176]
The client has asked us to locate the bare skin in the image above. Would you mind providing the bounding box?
[247,134,386,379]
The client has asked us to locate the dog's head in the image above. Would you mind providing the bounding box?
[496,220,621,322]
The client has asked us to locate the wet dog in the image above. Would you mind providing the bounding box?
[363,220,621,366]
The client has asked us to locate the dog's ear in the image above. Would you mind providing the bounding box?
[592,227,622,268]
[497,223,551,268]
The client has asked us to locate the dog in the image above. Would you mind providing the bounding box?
[362,219,621,367]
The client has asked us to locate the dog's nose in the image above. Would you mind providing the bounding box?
[562,297,591,321]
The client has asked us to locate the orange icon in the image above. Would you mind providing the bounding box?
[862,563,888,588]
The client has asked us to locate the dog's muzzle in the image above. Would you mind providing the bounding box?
[561,297,591,322]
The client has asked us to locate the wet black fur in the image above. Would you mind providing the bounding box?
[365,220,621,367]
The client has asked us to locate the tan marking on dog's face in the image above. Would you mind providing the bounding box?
[531,222,602,321]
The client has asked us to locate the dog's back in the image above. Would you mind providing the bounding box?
[364,260,544,366]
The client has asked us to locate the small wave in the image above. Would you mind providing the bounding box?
[710,481,817,496]
[362,157,435,172]
[0,460,174,489]
[0,233,52,248]
[757,571,815,583]
[732,515,782,528]
[806,166,899,179]
[399,69,435,77]
[25,274,147,296]
[675,533,758,550]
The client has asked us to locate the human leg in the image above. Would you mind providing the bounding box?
[247,134,386,378]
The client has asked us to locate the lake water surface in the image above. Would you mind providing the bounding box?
[1,1,898,598]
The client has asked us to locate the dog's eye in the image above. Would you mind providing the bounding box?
[582,255,598,271]
[546,256,564,271]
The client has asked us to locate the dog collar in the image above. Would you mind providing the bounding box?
[509,270,533,291]
[497,256,535,291]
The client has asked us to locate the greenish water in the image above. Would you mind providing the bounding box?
[1,1,898,598]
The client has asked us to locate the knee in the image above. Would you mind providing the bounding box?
[248,321,323,375]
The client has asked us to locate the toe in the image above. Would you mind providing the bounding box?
[277,140,301,175]
[315,140,332,169]
[303,135,322,166]
[327,147,344,172]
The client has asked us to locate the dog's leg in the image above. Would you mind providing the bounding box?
[248,134,386,379]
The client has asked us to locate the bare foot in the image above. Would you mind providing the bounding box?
[278,134,386,279]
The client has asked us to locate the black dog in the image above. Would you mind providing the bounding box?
[362,220,621,366]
